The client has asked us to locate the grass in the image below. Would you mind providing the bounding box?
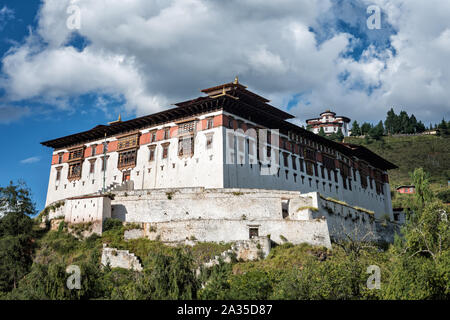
[344,135,450,187]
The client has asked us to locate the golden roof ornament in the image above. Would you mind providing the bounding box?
[108,113,122,125]
[233,76,239,84]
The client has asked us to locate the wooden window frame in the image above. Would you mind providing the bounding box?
[68,161,82,181]
[117,133,139,152]
[148,145,156,161]
[117,149,137,170]
[162,143,170,159]
[89,159,96,174]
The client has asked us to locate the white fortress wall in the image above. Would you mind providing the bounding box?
[45,111,225,206]
[44,188,399,245]
[220,115,392,220]
[144,219,331,248]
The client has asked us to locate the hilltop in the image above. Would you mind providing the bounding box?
[344,135,450,188]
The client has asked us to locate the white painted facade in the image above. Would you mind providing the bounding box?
[45,108,393,221]
[41,81,399,246]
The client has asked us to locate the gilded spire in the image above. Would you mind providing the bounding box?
[108,113,123,125]
[233,76,239,84]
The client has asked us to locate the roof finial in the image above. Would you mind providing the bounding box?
[233,76,239,84]
[118,114,122,122]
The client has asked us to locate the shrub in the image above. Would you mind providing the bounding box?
[103,218,123,232]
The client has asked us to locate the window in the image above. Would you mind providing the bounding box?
[56,167,62,181]
[305,148,316,161]
[91,145,97,156]
[151,131,157,143]
[68,162,82,180]
[164,128,170,140]
[179,121,195,134]
[68,148,83,161]
[299,159,304,172]
[117,134,139,151]
[118,150,137,169]
[148,146,156,161]
[178,136,194,157]
[306,161,314,176]
[58,153,63,164]
[162,144,169,159]
[283,153,289,167]
[89,159,96,174]
[207,118,214,129]
[206,134,213,149]
[292,156,297,170]
[249,228,259,239]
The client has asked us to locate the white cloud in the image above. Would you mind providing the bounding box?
[20,157,41,164]
[0,0,449,125]
[0,6,14,30]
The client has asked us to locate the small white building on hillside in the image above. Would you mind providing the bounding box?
[307,110,351,137]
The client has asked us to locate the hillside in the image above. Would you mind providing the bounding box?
[344,135,450,188]
[1,218,448,300]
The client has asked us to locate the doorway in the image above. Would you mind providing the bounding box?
[122,171,131,183]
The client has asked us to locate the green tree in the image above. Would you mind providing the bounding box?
[399,111,410,134]
[409,168,434,210]
[384,108,398,135]
[335,128,344,142]
[416,120,426,133]
[369,121,385,140]
[138,249,199,300]
[437,118,448,136]
[318,127,326,137]
[360,122,372,136]
[226,270,273,300]
[198,261,233,300]
[0,181,36,292]
[350,121,361,136]
[408,114,418,134]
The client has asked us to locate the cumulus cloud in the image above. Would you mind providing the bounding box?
[20,156,41,164]
[0,0,449,125]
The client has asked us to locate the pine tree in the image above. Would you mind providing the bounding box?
[360,122,372,136]
[318,127,326,137]
[350,121,361,136]
[369,121,384,140]
[336,128,344,142]
[408,114,418,134]
[384,108,397,135]
[437,118,448,136]
[399,111,410,134]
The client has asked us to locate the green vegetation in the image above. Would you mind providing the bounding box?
[1,176,449,300]
[345,135,450,187]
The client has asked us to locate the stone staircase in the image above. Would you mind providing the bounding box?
[97,180,134,194]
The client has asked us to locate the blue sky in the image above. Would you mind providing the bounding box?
[0,0,117,212]
[0,0,449,213]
